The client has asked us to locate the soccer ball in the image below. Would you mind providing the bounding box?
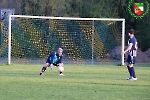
[58,66,64,72]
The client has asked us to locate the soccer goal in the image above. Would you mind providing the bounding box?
[1,15,125,65]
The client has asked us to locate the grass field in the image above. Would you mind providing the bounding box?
[0,63,150,100]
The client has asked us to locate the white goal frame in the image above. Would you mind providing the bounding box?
[8,15,125,65]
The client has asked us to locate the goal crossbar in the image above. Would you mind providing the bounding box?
[10,15,125,21]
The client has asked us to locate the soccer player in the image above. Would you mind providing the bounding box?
[122,29,138,80]
[40,48,64,76]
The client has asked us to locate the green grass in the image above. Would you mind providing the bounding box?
[0,64,150,100]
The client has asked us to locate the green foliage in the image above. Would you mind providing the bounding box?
[89,0,119,18]
[0,64,150,100]
[134,19,150,51]
[20,0,120,18]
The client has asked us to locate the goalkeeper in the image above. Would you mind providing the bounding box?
[40,48,64,76]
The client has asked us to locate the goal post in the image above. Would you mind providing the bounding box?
[121,20,125,65]
[8,15,125,65]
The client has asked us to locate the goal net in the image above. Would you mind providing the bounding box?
[0,15,125,65]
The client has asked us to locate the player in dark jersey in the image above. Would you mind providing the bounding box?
[40,48,64,76]
[122,29,138,80]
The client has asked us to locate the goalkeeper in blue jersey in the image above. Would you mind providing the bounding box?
[122,29,138,80]
[40,48,64,76]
